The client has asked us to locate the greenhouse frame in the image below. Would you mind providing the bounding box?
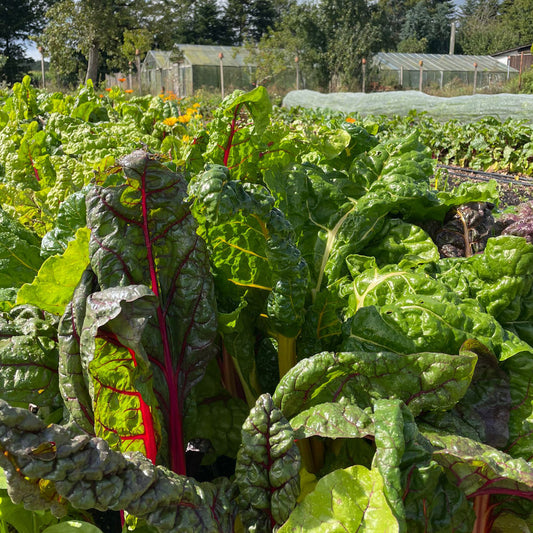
[141,46,255,96]
[372,53,519,91]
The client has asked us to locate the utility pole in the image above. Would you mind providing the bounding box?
[38,46,45,89]
[449,22,456,55]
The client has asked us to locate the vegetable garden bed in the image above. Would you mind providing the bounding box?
[1,77,533,532]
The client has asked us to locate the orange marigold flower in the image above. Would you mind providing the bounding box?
[345,117,356,123]
[118,78,126,82]
[163,117,179,126]
[105,87,112,91]
[125,89,133,93]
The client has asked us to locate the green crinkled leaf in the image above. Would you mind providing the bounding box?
[273,350,476,420]
[359,218,440,267]
[341,262,532,361]
[188,164,308,338]
[0,305,60,410]
[425,428,533,499]
[16,227,90,316]
[422,339,511,449]
[58,269,98,435]
[278,464,399,532]
[0,399,236,531]
[204,86,272,181]
[235,393,300,530]
[373,399,475,533]
[80,285,161,461]
[436,236,533,341]
[290,402,374,440]
[501,352,533,460]
[40,188,88,259]
[0,206,43,288]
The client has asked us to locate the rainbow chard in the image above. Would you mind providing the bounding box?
[60,150,218,474]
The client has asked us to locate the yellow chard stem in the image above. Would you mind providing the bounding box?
[277,334,319,474]
[277,334,297,379]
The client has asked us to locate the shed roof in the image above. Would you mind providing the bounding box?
[143,45,253,70]
[374,52,518,73]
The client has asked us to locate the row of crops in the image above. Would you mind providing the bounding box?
[1,76,533,532]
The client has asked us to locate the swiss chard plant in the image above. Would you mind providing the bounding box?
[2,81,533,533]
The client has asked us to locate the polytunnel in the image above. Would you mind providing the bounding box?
[372,52,519,91]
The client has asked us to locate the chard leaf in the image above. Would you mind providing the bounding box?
[278,465,399,532]
[359,218,440,267]
[58,269,99,435]
[373,399,475,533]
[0,305,60,410]
[80,285,161,462]
[16,227,90,316]
[188,164,308,339]
[423,339,511,449]
[341,263,532,361]
[502,352,533,460]
[437,236,533,336]
[235,393,300,530]
[0,399,236,531]
[0,206,43,288]
[40,189,88,259]
[86,150,218,474]
[273,350,476,420]
[204,86,272,181]
[290,402,374,440]
[425,429,533,500]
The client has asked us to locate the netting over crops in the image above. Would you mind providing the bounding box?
[282,90,533,122]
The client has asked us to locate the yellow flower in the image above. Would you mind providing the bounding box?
[163,117,179,126]
[192,103,200,108]
[177,115,190,124]
[182,135,191,143]
[345,117,356,123]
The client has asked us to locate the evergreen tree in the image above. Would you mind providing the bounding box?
[0,0,56,83]
[398,0,454,53]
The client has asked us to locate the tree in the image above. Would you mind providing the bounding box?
[319,0,382,90]
[247,2,327,88]
[41,0,136,85]
[0,0,55,83]
[398,0,455,53]
[457,0,514,54]
[223,0,284,45]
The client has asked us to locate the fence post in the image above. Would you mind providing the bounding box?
[219,52,225,99]
[419,60,423,92]
[135,49,141,93]
[519,51,524,91]
[362,58,366,93]
[473,62,478,94]
[295,56,300,90]
[400,65,403,87]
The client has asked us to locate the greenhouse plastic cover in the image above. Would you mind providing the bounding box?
[282,90,533,122]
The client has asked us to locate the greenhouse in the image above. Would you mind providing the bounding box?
[372,52,519,91]
[141,45,255,96]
